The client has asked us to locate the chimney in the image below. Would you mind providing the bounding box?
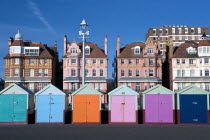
[168,36,174,59]
[8,37,13,46]
[54,41,57,47]
[64,35,67,56]
[104,35,108,55]
[8,37,14,54]
[116,35,120,56]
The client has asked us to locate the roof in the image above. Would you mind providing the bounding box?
[108,84,139,95]
[11,40,25,46]
[117,43,145,58]
[198,40,210,46]
[142,84,174,94]
[174,77,210,82]
[176,85,210,94]
[78,42,107,58]
[5,77,51,82]
[173,42,198,58]
[0,83,34,95]
[118,77,162,82]
[35,84,66,95]
[5,40,57,59]
[63,77,107,82]
[72,84,102,95]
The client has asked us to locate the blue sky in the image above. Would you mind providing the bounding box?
[0,0,210,79]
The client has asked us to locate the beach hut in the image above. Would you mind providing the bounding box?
[35,84,68,124]
[108,85,138,124]
[176,85,209,124]
[72,84,102,124]
[0,83,34,124]
[142,85,175,124]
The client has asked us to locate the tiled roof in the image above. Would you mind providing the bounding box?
[173,42,198,58]
[78,42,107,58]
[11,40,25,46]
[5,39,56,58]
[118,77,162,82]
[117,43,146,58]
[198,40,210,46]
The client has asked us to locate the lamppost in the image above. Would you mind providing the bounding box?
[79,19,89,86]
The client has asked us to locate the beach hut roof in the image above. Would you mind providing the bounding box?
[176,85,210,94]
[142,85,175,94]
[35,84,66,95]
[72,84,102,95]
[108,84,139,95]
[0,83,34,95]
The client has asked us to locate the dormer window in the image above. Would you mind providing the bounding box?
[71,48,77,54]
[85,46,90,55]
[134,46,140,54]
[186,46,196,54]
[24,47,39,56]
[147,48,154,54]
[198,46,210,57]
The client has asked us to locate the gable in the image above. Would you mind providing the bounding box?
[35,84,66,95]
[0,83,33,95]
[142,85,174,94]
[108,85,139,95]
[176,85,209,94]
[72,84,102,95]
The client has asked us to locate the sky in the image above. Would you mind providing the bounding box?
[0,0,210,79]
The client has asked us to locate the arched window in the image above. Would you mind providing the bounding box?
[92,69,96,76]
[205,69,209,76]
[85,46,90,55]
[190,69,195,77]
[134,46,140,54]
[100,69,103,76]
[71,69,76,76]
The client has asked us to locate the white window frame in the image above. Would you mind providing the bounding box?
[44,69,48,77]
[14,68,19,77]
[172,28,175,33]
[38,69,42,77]
[14,58,19,64]
[30,69,34,77]
[30,58,34,64]
[71,59,76,64]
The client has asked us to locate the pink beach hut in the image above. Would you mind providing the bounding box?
[108,85,139,124]
[142,85,175,124]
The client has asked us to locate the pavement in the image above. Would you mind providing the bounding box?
[0,124,209,140]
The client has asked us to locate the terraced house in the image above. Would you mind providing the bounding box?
[62,35,108,93]
[169,33,210,92]
[4,30,58,91]
[116,36,162,92]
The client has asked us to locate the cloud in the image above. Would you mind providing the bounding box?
[27,0,56,34]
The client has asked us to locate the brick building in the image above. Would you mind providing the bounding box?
[4,30,58,92]
[146,25,209,60]
[116,36,162,92]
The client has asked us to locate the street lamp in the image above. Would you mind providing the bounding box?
[79,19,89,86]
